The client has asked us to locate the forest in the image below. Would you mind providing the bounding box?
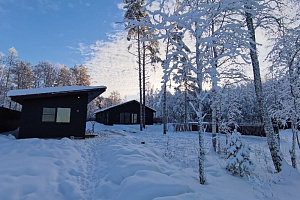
[122,0,299,183]
[0,47,90,108]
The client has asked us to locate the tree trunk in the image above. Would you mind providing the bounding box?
[287,50,299,169]
[211,62,217,152]
[211,98,217,152]
[184,80,188,124]
[290,121,297,169]
[198,105,206,184]
[211,20,218,152]
[245,7,282,172]
[163,36,170,135]
[138,26,143,131]
[297,132,300,150]
[196,25,206,184]
[143,42,146,129]
[163,83,167,134]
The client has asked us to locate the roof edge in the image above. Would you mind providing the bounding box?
[7,86,107,97]
[94,100,156,114]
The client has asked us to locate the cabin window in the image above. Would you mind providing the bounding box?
[120,113,124,123]
[124,113,130,124]
[120,112,131,124]
[42,108,56,122]
[56,108,71,123]
[42,107,71,123]
[132,113,138,124]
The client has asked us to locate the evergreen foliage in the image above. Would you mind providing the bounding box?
[226,130,255,177]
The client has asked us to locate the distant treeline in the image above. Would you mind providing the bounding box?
[0,47,90,107]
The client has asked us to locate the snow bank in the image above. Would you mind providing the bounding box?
[0,135,84,200]
[0,123,299,200]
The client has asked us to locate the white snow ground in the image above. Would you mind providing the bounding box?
[0,123,299,200]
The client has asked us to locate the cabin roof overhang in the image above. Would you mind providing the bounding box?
[7,86,107,105]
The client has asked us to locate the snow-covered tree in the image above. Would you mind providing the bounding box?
[236,83,260,124]
[267,4,300,168]
[11,61,34,89]
[218,85,243,132]
[146,0,254,184]
[56,65,72,86]
[32,62,45,88]
[5,47,19,88]
[33,61,57,88]
[70,64,90,86]
[1,47,19,105]
[145,83,158,109]
[99,91,123,109]
[242,0,284,172]
[0,52,6,105]
[226,130,255,176]
[87,97,101,120]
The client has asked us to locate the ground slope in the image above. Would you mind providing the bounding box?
[0,123,299,199]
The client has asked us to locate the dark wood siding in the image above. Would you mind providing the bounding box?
[18,94,88,139]
[96,101,155,125]
[0,107,21,133]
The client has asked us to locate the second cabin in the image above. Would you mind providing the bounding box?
[95,100,156,125]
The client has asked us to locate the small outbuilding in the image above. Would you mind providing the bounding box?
[95,100,156,125]
[7,86,106,139]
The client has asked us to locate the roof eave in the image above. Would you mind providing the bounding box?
[8,86,107,105]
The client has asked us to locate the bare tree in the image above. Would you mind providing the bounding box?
[123,0,146,131]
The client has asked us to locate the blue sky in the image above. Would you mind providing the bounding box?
[0,0,163,99]
[0,0,124,67]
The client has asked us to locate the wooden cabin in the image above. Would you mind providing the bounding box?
[7,86,106,139]
[95,100,156,125]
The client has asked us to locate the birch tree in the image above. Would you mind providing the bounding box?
[268,11,300,168]
[243,0,283,172]
[2,47,19,106]
[205,0,250,152]
[147,0,251,184]
[0,52,6,105]
[5,47,19,89]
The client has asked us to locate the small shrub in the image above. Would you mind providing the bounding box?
[226,130,255,177]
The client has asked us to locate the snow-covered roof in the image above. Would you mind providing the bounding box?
[94,100,156,114]
[7,86,106,97]
[7,85,107,105]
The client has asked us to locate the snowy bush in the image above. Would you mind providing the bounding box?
[226,130,255,177]
[164,137,175,159]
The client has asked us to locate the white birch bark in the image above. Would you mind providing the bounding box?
[287,52,299,169]
[195,24,206,184]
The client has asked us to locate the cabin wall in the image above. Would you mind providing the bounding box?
[96,101,154,125]
[145,108,154,125]
[19,94,88,139]
[0,107,21,133]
